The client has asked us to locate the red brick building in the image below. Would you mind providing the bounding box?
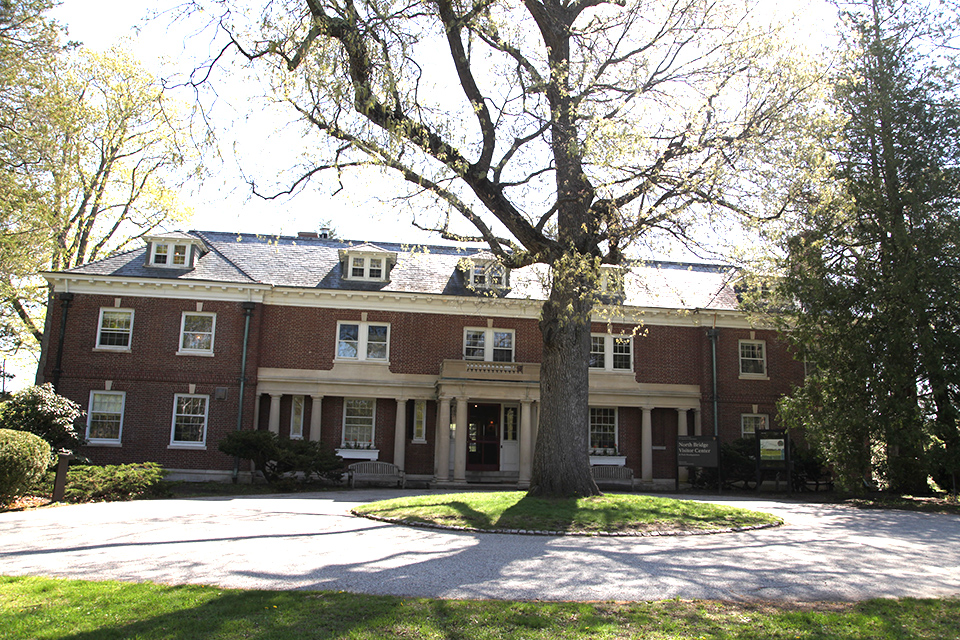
[37,230,803,486]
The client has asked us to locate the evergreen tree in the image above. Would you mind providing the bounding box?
[777,0,960,493]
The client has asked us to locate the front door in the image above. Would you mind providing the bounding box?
[467,403,500,470]
[500,405,519,472]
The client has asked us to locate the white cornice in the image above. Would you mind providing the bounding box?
[42,273,270,303]
[42,273,772,329]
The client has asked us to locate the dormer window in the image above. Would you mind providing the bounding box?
[145,233,206,270]
[339,244,397,282]
[600,267,625,296]
[465,256,509,291]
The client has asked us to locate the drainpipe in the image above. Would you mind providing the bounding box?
[51,292,74,391]
[706,326,719,437]
[233,301,256,483]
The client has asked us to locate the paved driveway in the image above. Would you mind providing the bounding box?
[2,490,959,601]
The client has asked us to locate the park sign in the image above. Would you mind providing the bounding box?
[677,436,719,468]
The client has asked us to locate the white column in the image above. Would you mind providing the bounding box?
[268,394,282,435]
[436,397,451,481]
[518,400,533,487]
[253,394,261,430]
[454,397,468,483]
[309,395,323,442]
[394,398,407,471]
[641,406,653,482]
[694,408,702,437]
[677,408,689,483]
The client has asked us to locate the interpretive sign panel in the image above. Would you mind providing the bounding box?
[756,430,790,471]
[677,436,719,468]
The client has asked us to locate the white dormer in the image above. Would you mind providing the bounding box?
[463,252,509,290]
[338,243,397,282]
[599,266,625,296]
[144,232,207,269]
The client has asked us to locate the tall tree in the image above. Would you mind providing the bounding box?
[775,0,960,493]
[204,0,818,495]
[0,1,204,354]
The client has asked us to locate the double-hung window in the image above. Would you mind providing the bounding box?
[412,400,427,443]
[170,394,208,448]
[464,328,514,362]
[87,391,125,444]
[741,413,768,438]
[589,407,617,452]
[346,255,388,281]
[151,243,188,267]
[589,334,632,371]
[343,398,375,447]
[337,321,389,361]
[179,312,216,355]
[97,308,134,350]
[739,340,767,377]
[290,396,305,439]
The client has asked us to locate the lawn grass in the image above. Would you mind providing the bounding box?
[1,576,957,640]
[352,491,782,534]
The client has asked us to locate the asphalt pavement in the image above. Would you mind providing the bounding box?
[2,489,959,601]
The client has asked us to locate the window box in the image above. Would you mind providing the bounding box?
[336,448,380,461]
[590,455,626,466]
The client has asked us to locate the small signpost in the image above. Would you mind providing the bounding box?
[676,435,720,492]
[756,429,791,493]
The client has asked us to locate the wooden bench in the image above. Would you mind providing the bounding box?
[347,461,406,489]
[591,464,634,489]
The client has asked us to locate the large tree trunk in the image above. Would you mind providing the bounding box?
[529,260,601,497]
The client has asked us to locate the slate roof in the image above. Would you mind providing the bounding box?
[58,230,742,311]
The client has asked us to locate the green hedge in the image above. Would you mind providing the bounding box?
[0,428,51,504]
[34,463,168,503]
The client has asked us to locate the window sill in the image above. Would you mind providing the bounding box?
[739,374,769,381]
[337,448,379,460]
[333,358,390,365]
[85,440,122,448]
[411,438,428,445]
[589,455,625,466]
[176,350,215,357]
[168,443,207,450]
[93,347,132,353]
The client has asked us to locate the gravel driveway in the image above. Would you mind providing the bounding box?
[2,490,958,601]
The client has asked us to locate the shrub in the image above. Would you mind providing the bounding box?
[0,384,84,453]
[219,430,344,485]
[0,428,51,504]
[51,463,167,503]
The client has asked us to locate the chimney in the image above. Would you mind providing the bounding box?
[318,227,331,239]
[298,231,319,239]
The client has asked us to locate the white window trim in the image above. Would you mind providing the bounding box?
[589,333,633,372]
[177,311,216,357]
[335,321,391,362]
[169,393,209,449]
[463,327,515,362]
[86,390,126,446]
[95,308,134,352]
[412,399,427,443]
[739,339,768,379]
[150,242,190,268]
[741,413,769,438]
[341,398,377,448]
[290,395,305,439]
[343,254,390,282]
[468,261,508,290]
[588,406,619,454]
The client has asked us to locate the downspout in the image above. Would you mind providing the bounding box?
[233,301,256,483]
[51,292,74,391]
[707,322,719,437]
